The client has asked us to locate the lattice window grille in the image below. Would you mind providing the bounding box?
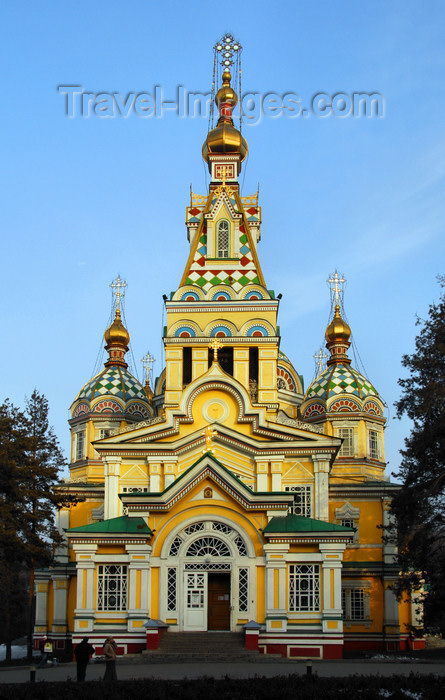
[187,573,205,608]
[184,562,231,571]
[169,536,183,556]
[288,564,320,612]
[234,535,248,556]
[97,565,127,611]
[167,568,177,611]
[341,518,354,529]
[212,522,233,535]
[350,589,365,620]
[184,522,205,535]
[285,486,312,518]
[186,537,231,557]
[239,568,249,612]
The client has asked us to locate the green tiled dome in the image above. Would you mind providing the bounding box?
[305,363,378,402]
[77,366,150,403]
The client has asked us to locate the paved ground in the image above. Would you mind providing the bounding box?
[0,657,444,683]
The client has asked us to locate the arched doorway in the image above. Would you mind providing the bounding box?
[161,520,252,631]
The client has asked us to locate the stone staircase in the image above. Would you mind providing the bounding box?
[125,631,285,664]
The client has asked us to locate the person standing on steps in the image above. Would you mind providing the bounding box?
[74,636,95,681]
[103,636,117,681]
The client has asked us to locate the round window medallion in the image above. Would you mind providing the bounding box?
[203,398,229,423]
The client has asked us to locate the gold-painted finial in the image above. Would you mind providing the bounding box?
[202,425,217,453]
[209,338,223,362]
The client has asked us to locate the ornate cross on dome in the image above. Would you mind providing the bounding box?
[202,425,217,453]
[214,33,241,67]
[110,275,127,310]
[209,338,223,362]
[328,270,346,306]
[314,347,328,375]
[141,352,155,387]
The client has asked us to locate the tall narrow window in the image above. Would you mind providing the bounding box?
[76,431,85,461]
[183,346,192,386]
[338,427,354,457]
[167,568,177,611]
[216,220,229,258]
[369,430,379,459]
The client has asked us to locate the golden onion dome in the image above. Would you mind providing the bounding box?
[215,69,238,109]
[202,123,248,162]
[104,308,130,347]
[325,304,351,344]
[202,69,248,165]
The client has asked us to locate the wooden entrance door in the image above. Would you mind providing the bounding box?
[207,573,231,630]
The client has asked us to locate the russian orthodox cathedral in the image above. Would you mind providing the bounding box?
[34,35,422,659]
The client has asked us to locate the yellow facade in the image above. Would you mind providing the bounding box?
[33,37,421,660]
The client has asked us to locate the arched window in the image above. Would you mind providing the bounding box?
[216,220,229,258]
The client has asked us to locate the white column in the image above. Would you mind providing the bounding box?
[103,456,122,520]
[55,509,70,564]
[313,454,330,521]
[164,458,178,489]
[271,456,284,492]
[147,457,161,492]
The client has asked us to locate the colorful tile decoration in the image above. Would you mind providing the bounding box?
[184,192,261,293]
[78,367,150,403]
[306,364,378,401]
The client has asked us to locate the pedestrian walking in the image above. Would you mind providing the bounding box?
[74,636,95,681]
[37,635,53,668]
[103,636,117,681]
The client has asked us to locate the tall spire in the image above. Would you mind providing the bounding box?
[325,271,351,366]
[202,33,248,179]
[104,276,130,368]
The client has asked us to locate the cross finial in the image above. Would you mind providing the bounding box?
[327,270,346,306]
[214,33,242,68]
[141,352,156,388]
[202,425,217,453]
[314,347,328,375]
[110,275,128,310]
[209,338,223,362]
[220,166,227,188]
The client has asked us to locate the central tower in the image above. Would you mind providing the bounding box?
[159,34,303,418]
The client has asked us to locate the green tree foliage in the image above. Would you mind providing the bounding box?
[391,279,445,630]
[0,391,66,662]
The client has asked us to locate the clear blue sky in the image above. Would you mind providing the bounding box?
[1,0,444,478]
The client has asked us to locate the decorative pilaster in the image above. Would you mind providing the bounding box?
[319,542,346,634]
[313,454,330,521]
[103,456,122,519]
[34,571,51,635]
[73,543,98,633]
[51,573,69,637]
[126,544,152,632]
[147,457,161,492]
[264,543,289,632]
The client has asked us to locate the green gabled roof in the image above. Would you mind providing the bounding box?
[263,514,354,534]
[67,515,152,535]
